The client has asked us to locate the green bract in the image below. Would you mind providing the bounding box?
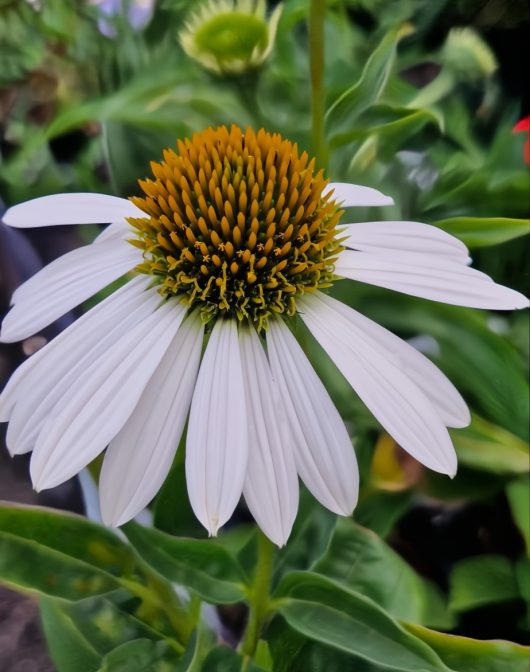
[179,0,282,74]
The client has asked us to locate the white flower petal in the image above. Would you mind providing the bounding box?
[239,326,299,547]
[308,294,470,428]
[267,319,359,515]
[340,221,470,262]
[324,182,394,207]
[3,193,142,228]
[299,293,457,476]
[0,276,150,424]
[100,312,204,527]
[94,220,132,244]
[30,298,184,490]
[1,239,141,342]
[6,279,158,455]
[336,250,529,310]
[186,319,247,536]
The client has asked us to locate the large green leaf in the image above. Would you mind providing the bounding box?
[40,593,181,672]
[325,24,414,140]
[275,572,452,671]
[0,503,136,577]
[313,519,452,628]
[434,217,530,248]
[507,477,530,555]
[405,623,530,672]
[452,415,529,475]
[97,639,180,672]
[449,555,519,612]
[122,522,248,603]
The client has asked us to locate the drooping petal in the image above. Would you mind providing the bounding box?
[335,250,529,310]
[6,279,158,455]
[267,319,359,515]
[239,325,298,546]
[340,221,470,262]
[0,276,150,424]
[186,319,248,536]
[30,298,185,490]
[299,293,457,475]
[94,220,133,244]
[1,240,141,342]
[305,293,470,428]
[100,312,204,527]
[3,193,142,228]
[323,182,394,207]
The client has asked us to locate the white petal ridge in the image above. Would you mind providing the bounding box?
[336,249,529,311]
[186,319,248,536]
[1,239,141,343]
[267,318,359,515]
[3,193,142,228]
[239,325,299,546]
[299,293,457,476]
[100,312,204,527]
[30,298,184,490]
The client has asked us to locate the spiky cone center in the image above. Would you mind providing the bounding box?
[129,125,342,331]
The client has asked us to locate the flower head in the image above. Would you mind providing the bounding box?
[179,0,282,74]
[1,125,527,546]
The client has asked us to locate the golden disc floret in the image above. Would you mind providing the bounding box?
[129,125,342,330]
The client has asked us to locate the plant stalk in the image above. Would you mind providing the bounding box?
[309,0,328,168]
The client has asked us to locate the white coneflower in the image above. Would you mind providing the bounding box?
[179,0,282,74]
[0,125,527,546]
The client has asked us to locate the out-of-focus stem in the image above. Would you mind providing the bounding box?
[309,0,328,168]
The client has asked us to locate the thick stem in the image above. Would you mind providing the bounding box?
[309,0,328,168]
[240,532,275,669]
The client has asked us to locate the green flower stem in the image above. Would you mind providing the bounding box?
[408,69,455,109]
[309,0,328,168]
[240,531,276,669]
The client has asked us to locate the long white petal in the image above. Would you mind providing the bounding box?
[186,319,247,536]
[306,294,470,428]
[239,326,298,547]
[0,276,150,423]
[94,220,133,244]
[267,319,359,515]
[340,221,470,262]
[6,280,158,455]
[299,293,457,475]
[1,240,141,343]
[100,312,204,527]
[3,193,142,228]
[30,298,185,490]
[323,182,394,207]
[335,250,529,310]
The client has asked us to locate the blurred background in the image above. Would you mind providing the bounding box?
[0,1,528,670]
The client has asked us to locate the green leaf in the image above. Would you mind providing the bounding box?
[434,217,530,248]
[202,646,267,672]
[40,597,102,672]
[325,24,414,138]
[97,639,180,672]
[313,519,453,628]
[354,490,413,539]
[0,503,136,577]
[272,489,337,585]
[0,532,120,600]
[122,522,248,603]
[507,477,530,555]
[405,623,530,672]
[452,415,529,475]
[275,572,451,671]
[449,555,519,612]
